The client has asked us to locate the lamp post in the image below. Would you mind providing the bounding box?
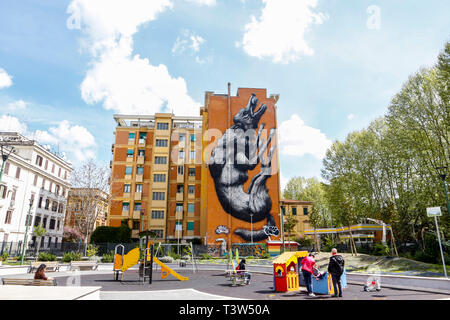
[437,166,450,216]
[250,213,253,244]
[0,145,15,185]
[20,197,34,265]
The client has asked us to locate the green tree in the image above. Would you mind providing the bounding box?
[33,225,46,259]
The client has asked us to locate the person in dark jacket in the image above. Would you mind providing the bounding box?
[236,258,251,284]
[327,248,344,297]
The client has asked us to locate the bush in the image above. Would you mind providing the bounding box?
[1,252,9,261]
[200,253,213,260]
[101,251,115,263]
[260,252,271,259]
[62,251,82,263]
[159,256,174,264]
[38,252,57,261]
[373,243,390,256]
[86,244,99,257]
[90,225,131,244]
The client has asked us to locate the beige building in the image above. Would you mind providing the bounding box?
[280,199,313,239]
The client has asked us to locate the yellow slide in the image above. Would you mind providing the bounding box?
[153,256,189,281]
[114,247,140,272]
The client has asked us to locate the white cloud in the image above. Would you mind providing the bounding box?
[0,68,13,89]
[67,0,201,116]
[238,0,327,64]
[185,0,216,6]
[6,100,28,111]
[172,30,207,64]
[347,113,355,120]
[0,114,28,133]
[0,114,96,163]
[278,114,332,159]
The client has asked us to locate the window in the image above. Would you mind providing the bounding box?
[134,202,142,211]
[55,185,60,195]
[4,210,12,224]
[4,162,9,175]
[176,185,183,194]
[38,196,43,208]
[25,213,32,227]
[177,165,184,175]
[57,220,60,231]
[124,184,131,193]
[188,185,195,194]
[152,192,165,200]
[139,132,146,143]
[129,132,135,140]
[41,178,46,189]
[155,156,167,164]
[153,174,166,182]
[138,149,145,157]
[188,203,194,213]
[15,167,21,179]
[49,182,53,192]
[187,221,194,231]
[45,199,50,210]
[49,219,56,230]
[42,217,47,228]
[52,164,55,173]
[179,134,185,142]
[281,206,285,215]
[34,216,41,227]
[35,155,43,166]
[11,188,17,201]
[135,184,143,193]
[156,139,168,147]
[0,185,7,199]
[156,122,169,130]
[137,166,144,175]
[176,203,183,212]
[122,202,130,212]
[189,150,196,161]
[125,166,132,175]
[303,207,308,215]
[44,160,48,170]
[188,167,195,176]
[58,203,64,214]
[292,207,297,216]
[33,174,38,186]
[178,150,185,160]
[52,201,58,212]
[132,221,140,230]
[175,221,182,231]
[150,229,163,238]
[127,149,134,157]
[190,134,196,142]
[58,167,61,177]
[152,210,164,219]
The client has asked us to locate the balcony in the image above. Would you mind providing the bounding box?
[132,210,141,219]
[128,139,135,146]
[124,174,132,181]
[134,192,142,201]
[175,211,183,220]
[177,175,184,183]
[135,174,143,183]
[126,156,134,163]
[188,174,195,182]
[137,156,145,165]
[186,230,194,237]
[188,192,195,200]
[176,193,183,201]
[123,192,131,199]
[138,139,146,147]
[153,163,168,172]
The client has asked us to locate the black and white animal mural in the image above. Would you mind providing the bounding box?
[208,93,280,242]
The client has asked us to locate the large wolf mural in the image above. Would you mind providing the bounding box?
[208,93,279,242]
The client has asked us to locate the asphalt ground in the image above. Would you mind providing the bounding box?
[53,269,450,300]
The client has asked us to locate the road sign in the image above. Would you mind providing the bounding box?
[427,207,442,217]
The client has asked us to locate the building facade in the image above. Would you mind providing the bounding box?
[65,188,109,238]
[0,132,72,249]
[279,199,313,239]
[108,114,202,241]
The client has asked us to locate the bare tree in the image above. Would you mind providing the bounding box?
[67,159,110,255]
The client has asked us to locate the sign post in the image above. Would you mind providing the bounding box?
[427,207,447,278]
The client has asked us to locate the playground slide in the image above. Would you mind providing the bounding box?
[114,248,140,272]
[153,256,189,281]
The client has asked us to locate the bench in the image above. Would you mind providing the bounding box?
[225,269,250,286]
[28,261,60,273]
[69,260,98,271]
[2,278,57,286]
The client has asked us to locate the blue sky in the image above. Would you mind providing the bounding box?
[0,0,449,189]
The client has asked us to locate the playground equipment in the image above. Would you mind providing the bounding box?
[113,237,189,283]
[225,248,250,286]
[299,268,348,295]
[363,277,381,292]
[273,251,308,292]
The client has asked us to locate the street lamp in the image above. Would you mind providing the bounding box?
[20,197,34,265]
[436,166,450,216]
[0,145,15,185]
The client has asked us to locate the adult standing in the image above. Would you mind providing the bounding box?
[328,248,345,297]
[300,253,316,297]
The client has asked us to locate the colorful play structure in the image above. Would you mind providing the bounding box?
[225,248,250,286]
[273,251,347,295]
[113,236,189,283]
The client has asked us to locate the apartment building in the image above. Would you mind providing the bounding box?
[0,132,72,248]
[279,199,313,238]
[108,114,202,241]
[65,188,109,237]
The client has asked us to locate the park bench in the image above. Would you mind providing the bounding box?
[28,261,60,273]
[1,278,57,286]
[69,260,99,271]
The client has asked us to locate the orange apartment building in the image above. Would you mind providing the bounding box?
[108,114,202,241]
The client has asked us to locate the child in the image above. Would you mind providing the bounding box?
[236,258,251,285]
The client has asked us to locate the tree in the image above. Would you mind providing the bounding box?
[67,159,110,255]
[33,225,46,260]
[283,212,297,250]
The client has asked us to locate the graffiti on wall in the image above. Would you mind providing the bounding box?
[209,93,280,242]
[231,243,268,258]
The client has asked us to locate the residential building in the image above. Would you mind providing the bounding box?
[64,188,109,238]
[0,132,72,249]
[279,199,313,238]
[108,114,202,241]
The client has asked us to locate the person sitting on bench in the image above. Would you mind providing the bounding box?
[34,264,53,281]
[236,258,251,285]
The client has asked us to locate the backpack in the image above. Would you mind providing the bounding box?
[330,255,344,275]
